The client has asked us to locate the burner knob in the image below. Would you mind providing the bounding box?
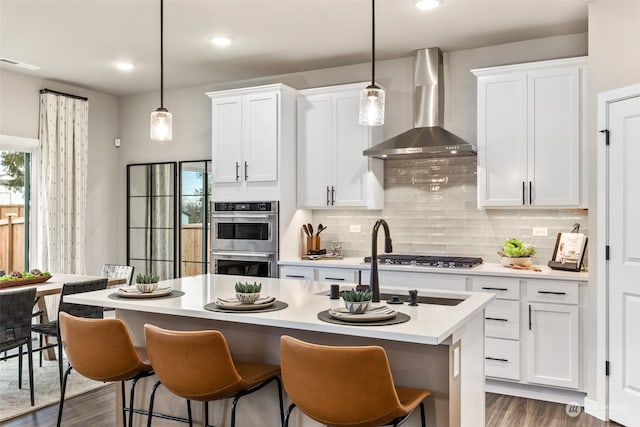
[449,262,456,268]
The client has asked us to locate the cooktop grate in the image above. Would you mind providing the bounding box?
[363,254,483,268]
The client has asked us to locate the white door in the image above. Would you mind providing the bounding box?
[608,94,640,426]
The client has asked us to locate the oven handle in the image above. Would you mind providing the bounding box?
[211,251,274,258]
[211,214,273,219]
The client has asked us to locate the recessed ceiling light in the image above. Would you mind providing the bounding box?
[116,62,135,71]
[414,0,442,10]
[210,36,232,47]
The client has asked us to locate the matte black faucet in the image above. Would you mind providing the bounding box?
[369,219,393,303]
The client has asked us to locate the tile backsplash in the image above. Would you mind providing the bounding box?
[311,157,588,265]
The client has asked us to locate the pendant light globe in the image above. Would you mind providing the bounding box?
[150,0,172,141]
[358,0,385,126]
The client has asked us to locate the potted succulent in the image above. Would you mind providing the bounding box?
[498,238,536,267]
[136,273,159,293]
[235,281,262,304]
[341,288,373,314]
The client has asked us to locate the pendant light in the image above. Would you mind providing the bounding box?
[150,0,172,141]
[358,0,385,126]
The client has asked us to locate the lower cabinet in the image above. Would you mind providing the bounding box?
[527,302,580,388]
[279,265,314,280]
[473,276,584,391]
[359,270,467,291]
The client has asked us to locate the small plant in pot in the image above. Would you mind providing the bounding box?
[136,273,159,293]
[498,238,536,267]
[235,281,262,304]
[341,288,372,314]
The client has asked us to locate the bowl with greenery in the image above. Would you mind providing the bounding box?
[235,281,262,304]
[136,273,159,293]
[341,288,372,314]
[498,238,536,267]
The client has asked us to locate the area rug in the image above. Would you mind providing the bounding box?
[0,350,108,422]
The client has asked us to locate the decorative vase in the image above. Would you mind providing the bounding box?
[344,300,370,314]
[236,292,261,304]
[136,282,159,293]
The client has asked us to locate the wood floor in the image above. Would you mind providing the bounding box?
[1,386,624,427]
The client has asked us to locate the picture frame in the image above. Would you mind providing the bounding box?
[548,232,588,271]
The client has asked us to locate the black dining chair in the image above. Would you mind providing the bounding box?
[31,278,108,386]
[0,287,38,406]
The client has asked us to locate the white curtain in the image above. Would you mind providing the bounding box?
[37,92,89,274]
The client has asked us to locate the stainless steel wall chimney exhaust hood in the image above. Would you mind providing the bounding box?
[363,48,476,159]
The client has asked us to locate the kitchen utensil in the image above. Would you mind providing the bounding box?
[302,224,310,236]
[307,224,313,236]
[317,224,323,235]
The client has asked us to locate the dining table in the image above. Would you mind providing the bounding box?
[0,273,127,360]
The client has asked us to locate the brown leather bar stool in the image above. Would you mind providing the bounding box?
[280,335,432,427]
[58,312,154,427]
[144,324,284,427]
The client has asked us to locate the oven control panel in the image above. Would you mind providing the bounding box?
[213,201,277,213]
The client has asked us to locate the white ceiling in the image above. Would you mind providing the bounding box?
[0,0,590,97]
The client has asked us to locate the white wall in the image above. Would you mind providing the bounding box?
[0,69,122,275]
[585,0,640,418]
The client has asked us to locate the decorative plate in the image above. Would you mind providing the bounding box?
[214,296,276,311]
[116,286,173,298]
[328,306,398,323]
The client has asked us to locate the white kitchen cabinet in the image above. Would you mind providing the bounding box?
[473,57,586,208]
[527,302,580,389]
[316,267,358,284]
[526,280,580,389]
[207,84,297,201]
[297,82,383,209]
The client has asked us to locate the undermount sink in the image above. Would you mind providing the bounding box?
[316,289,466,306]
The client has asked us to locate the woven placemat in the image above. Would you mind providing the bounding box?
[317,310,410,326]
[204,300,288,313]
[108,290,185,300]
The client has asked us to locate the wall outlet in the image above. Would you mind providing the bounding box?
[532,227,548,237]
[349,224,361,233]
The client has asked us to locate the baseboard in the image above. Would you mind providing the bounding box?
[486,379,586,405]
[584,397,608,421]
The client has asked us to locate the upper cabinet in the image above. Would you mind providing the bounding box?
[297,82,384,209]
[472,57,587,208]
[206,84,297,201]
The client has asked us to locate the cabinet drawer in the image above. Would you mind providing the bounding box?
[485,338,520,381]
[527,280,579,305]
[485,299,520,340]
[316,268,357,284]
[472,277,520,300]
[279,266,314,280]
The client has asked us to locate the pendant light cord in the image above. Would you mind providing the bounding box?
[371,0,375,86]
[160,0,164,109]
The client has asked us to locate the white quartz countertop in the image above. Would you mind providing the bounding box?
[279,258,589,281]
[65,274,494,346]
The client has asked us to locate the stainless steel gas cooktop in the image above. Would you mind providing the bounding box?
[363,254,483,268]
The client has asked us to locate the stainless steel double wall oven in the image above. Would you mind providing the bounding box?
[210,201,278,278]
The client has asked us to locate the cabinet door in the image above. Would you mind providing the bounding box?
[527,302,579,389]
[333,92,370,207]
[243,92,279,182]
[359,270,467,291]
[211,96,243,183]
[528,67,580,206]
[297,94,333,207]
[477,73,528,207]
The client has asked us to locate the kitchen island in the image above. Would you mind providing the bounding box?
[65,274,494,427]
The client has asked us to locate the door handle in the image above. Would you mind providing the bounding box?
[235,162,240,181]
[481,287,509,292]
[326,186,331,206]
[529,181,532,205]
[244,161,248,180]
[286,274,305,278]
[485,317,508,322]
[528,304,532,330]
[331,186,336,205]
[522,181,525,205]
[323,277,345,281]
